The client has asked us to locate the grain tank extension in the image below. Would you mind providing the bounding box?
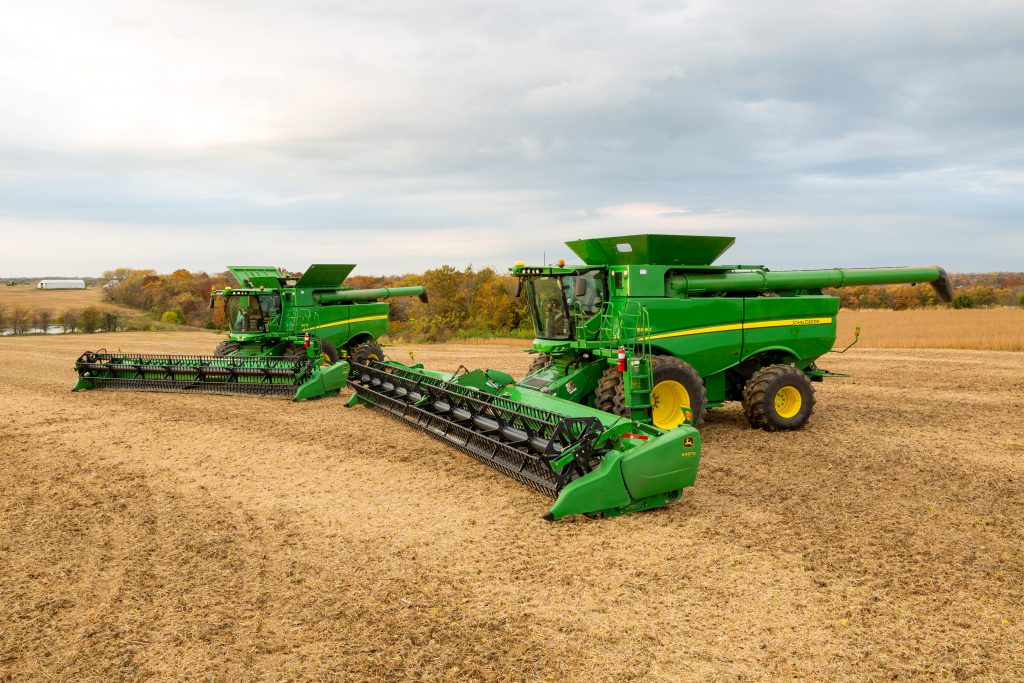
[513,234,953,431]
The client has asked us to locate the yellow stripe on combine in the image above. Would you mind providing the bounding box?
[645,317,833,341]
[304,314,389,332]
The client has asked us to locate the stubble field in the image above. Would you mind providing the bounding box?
[1,328,1022,681]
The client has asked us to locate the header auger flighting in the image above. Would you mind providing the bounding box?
[510,233,953,431]
[74,264,426,401]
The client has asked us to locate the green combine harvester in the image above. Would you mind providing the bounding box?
[74,264,426,401]
[508,234,953,430]
[345,233,952,519]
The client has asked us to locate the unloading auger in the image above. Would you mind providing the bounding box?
[346,359,701,520]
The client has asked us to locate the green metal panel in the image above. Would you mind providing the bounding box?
[227,266,283,288]
[566,234,735,266]
[740,296,840,365]
[639,297,745,377]
[295,264,357,289]
[623,265,669,296]
[620,428,700,499]
[301,301,391,349]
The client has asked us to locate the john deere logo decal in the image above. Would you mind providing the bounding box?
[683,436,694,448]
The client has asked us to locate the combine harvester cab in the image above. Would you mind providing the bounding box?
[74,264,427,401]
[509,234,954,432]
[347,360,701,520]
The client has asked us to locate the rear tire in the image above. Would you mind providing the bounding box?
[350,341,384,365]
[527,353,552,374]
[213,340,240,357]
[651,356,706,430]
[742,364,815,431]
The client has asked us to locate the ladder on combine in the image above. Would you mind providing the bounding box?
[596,301,655,421]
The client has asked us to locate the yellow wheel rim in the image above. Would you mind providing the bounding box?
[366,353,380,362]
[318,353,332,367]
[651,380,691,430]
[774,386,802,419]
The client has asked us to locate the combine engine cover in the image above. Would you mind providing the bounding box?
[347,360,701,520]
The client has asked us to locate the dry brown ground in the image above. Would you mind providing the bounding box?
[0,284,135,316]
[1,331,1022,681]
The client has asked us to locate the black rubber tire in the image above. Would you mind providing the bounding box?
[282,344,307,360]
[651,356,706,429]
[213,340,240,357]
[527,353,552,374]
[594,364,628,417]
[742,364,815,432]
[319,340,339,364]
[350,341,384,365]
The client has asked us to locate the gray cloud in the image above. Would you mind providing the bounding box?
[0,0,1021,276]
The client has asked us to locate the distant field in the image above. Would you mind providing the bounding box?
[0,284,134,315]
[837,308,1024,352]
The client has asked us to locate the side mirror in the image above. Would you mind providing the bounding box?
[513,278,523,298]
[574,277,588,298]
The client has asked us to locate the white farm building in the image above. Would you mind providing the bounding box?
[37,279,86,290]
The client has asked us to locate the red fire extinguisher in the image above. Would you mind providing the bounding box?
[617,346,626,372]
[303,332,310,349]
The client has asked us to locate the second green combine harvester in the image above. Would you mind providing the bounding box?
[74,264,426,401]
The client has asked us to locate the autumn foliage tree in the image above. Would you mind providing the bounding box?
[102,268,229,327]
[91,265,1024,340]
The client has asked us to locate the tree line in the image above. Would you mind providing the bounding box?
[95,265,530,341]
[827,273,1024,310]
[0,304,119,334]
[8,267,1019,338]
[101,268,231,327]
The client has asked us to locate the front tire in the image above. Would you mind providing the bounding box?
[527,353,552,374]
[742,364,815,431]
[282,344,307,360]
[595,357,706,429]
[350,341,384,365]
[318,340,339,365]
[650,356,706,429]
[595,365,627,417]
[213,340,240,357]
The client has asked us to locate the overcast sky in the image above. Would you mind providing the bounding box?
[1,0,1022,277]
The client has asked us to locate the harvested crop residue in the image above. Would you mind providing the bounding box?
[1,331,1022,681]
